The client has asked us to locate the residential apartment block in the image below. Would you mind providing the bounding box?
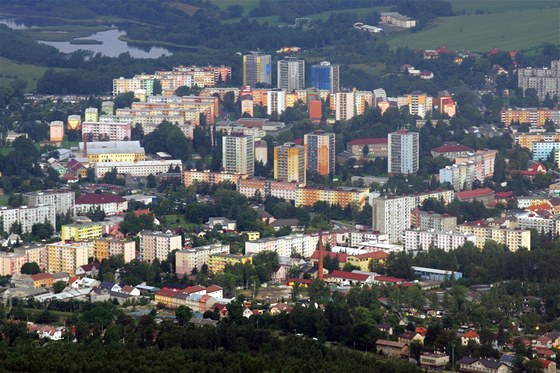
[46,242,89,275]
[82,121,132,142]
[532,141,560,161]
[237,178,298,201]
[294,186,370,209]
[208,253,252,274]
[305,130,335,176]
[335,92,355,121]
[415,210,457,231]
[245,233,324,259]
[277,57,305,91]
[93,238,136,263]
[139,230,182,263]
[516,132,560,150]
[182,170,248,187]
[458,223,531,251]
[397,92,432,118]
[372,190,455,243]
[0,205,56,235]
[27,190,75,215]
[14,244,47,271]
[310,61,340,93]
[49,121,64,142]
[243,52,272,87]
[175,243,230,275]
[404,229,476,252]
[388,129,419,175]
[517,60,560,100]
[0,252,27,276]
[61,222,103,241]
[455,149,498,181]
[500,108,560,126]
[439,162,477,191]
[222,133,254,176]
[94,160,183,178]
[274,142,306,184]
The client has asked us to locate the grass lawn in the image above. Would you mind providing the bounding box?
[22,307,75,323]
[388,7,560,52]
[447,0,558,15]
[161,215,199,230]
[209,0,260,15]
[0,57,73,92]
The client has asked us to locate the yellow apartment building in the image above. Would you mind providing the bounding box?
[61,222,103,241]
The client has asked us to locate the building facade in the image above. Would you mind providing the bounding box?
[517,60,560,100]
[81,121,132,142]
[243,52,272,87]
[305,130,335,176]
[404,229,476,252]
[388,129,419,175]
[222,133,255,176]
[277,57,305,92]
[46,242,89,275]
[175,243,230,275]
[139,230,182,263]
[310,61,340,93]
[27,190,75,215]
[274,142,306,184]
[0,205,56,235]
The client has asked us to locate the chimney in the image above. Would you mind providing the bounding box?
[318,230,324,280]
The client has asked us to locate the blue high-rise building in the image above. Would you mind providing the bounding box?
[310,61,340,93]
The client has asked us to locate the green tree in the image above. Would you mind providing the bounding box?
[21,262,40,274]
[308,279,330,303]
[147,174,157,188]
[53,281,66,294]
[175,305,193,325]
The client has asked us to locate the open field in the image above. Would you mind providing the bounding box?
[388,8,560,52]
[448,0,558,15]
[209,0,259,15]
[0,57,72,92]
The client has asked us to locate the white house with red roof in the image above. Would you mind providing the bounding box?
[461,330,480,345]
[324,270,373,286]
[74,193,128,216]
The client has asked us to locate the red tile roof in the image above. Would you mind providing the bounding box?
[181,285,206,294]
[347,138,388,146]
[31,273,53,281]
[206,285,222,293]
[374,275,406,283]
[156,288,179,298]
[463,330,480,338]
[353,251,389,260]
[456,188,494,200]
[432,144,473,153]
[326,270,369,281]
[76,193,126,205]
[495,191,513,198]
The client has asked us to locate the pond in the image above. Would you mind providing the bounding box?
[0,18,173,59]
[38,29,173,59]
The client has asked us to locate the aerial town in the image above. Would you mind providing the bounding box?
[0,1,559,372]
